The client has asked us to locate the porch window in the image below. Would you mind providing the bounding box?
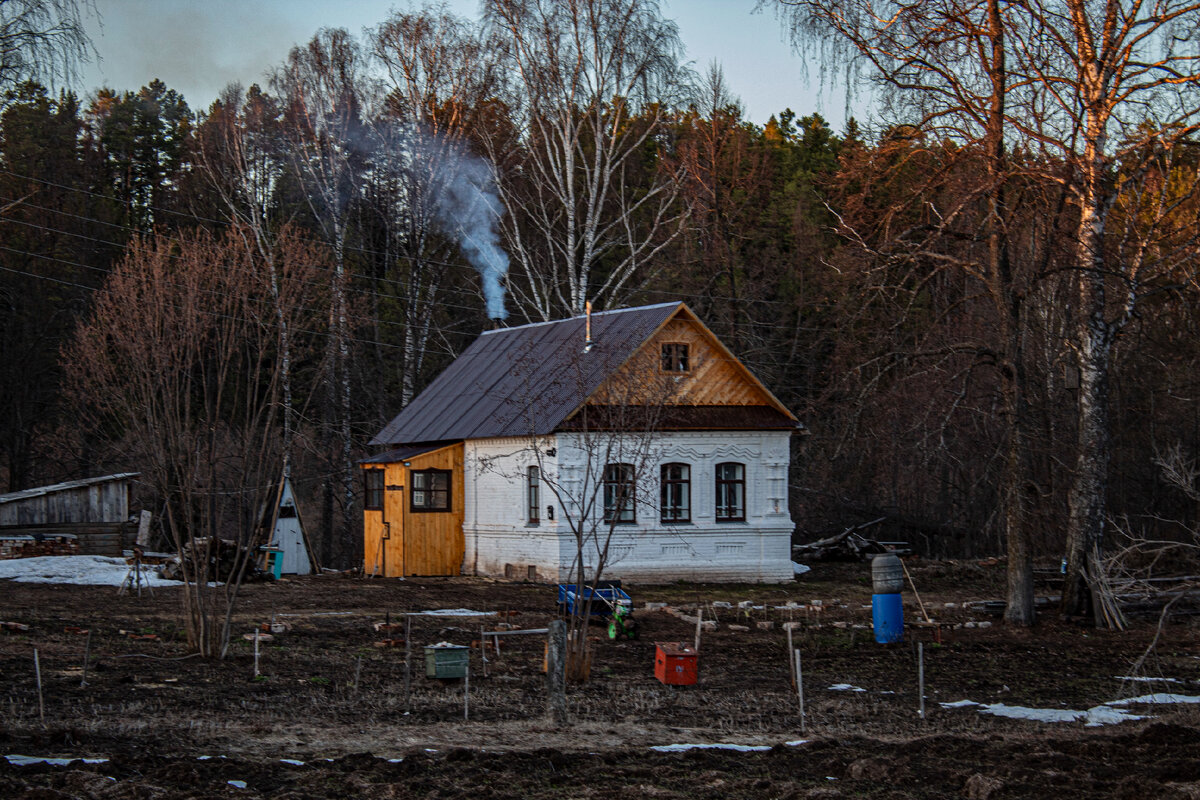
[364,469,384,510]
[660,463,691,522]
[603,463,636,523]
[715,462,745,521]
[410,469,451,512]
[661,342,689,371]
[527,466,540,524]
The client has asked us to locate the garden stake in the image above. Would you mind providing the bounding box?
[80,629,92,688]
[694,606,702,653]
[918,642,926,721]
[253,631,260,677]
[786,626,795,686]
[354,655,362,693]
[404,615,412,713]
[463,662,470,721]
[794,649,805,735]
[480,625,488,677]
[34,649,44,726]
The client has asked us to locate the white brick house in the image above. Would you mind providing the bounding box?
[363,302,801,583]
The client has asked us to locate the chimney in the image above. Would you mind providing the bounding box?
[583,300,593,353]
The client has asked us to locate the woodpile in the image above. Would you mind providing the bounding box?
[792,519,911,562]
[158,537,272,583]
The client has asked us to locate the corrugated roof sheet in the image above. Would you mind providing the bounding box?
[370,303,682,446]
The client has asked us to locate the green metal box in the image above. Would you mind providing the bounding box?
[424,644,469,679]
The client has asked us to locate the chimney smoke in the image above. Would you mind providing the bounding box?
[410,125,509,320]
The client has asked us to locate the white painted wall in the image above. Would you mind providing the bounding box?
[462,431,794,583]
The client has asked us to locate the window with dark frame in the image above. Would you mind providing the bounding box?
[715,462,746,521]
[527,466,540,524]
[603,463,636,523]
[660,463,691,522]
[364,469,384,510]
[410,469,451,512]
[661,342,689,372]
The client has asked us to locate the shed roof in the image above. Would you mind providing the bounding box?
[0,473,140,505]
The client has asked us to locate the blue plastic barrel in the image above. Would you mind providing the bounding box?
[872,593,903,643]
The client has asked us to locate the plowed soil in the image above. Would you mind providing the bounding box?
[3,561,1199,798]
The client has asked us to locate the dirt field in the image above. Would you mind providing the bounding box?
[3,561,1200,798]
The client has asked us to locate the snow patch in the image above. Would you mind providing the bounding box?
[5,755,108,766]
[227,780,248,789]
[1109,693,1200,706]
[0,555,181,587]
[828,684,866,692]
[940,694,1200,726]
[411,609,494,617]
[650,743,772,753]
[792,562,811,576]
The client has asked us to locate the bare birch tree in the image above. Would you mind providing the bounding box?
[1004,1,1200,620]
[273,29,375,564]
[370,5,503,405]
[482,0,691,319]
[772,0,1048,624]
[0,0,94,94]
[774,0,1200,624]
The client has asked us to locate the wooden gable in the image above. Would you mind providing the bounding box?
[584,305,795,418]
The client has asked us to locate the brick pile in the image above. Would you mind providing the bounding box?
[0,535,80,560]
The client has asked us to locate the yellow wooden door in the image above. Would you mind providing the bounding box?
[382,483,405,577]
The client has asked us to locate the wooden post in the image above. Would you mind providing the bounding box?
[693,606,703,653]
[354,655,362,693]
[404,615,412,713]
[464,661,470,721]
[34,649,45,726]
[794,649,805,735]
[918,642,926,721]
[253,631,261,678]
[786,626,795,686]
[80,629,92,688]
[479,625,488,677]
[546,620,567,725]
[136,509,153,547]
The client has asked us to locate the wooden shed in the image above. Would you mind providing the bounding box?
[0,473,140,556]
[361,443,465,577]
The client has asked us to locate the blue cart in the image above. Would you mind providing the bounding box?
[556,582,639,640]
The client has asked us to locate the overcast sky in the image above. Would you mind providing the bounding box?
[76,0,859,128]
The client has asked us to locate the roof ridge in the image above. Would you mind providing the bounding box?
[480,301,682,336]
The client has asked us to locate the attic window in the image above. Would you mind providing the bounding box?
[661,343,689,372]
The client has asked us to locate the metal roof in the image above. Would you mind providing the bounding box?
[359,444,447,464]
[371,303,682,446]
[0,473,140,504]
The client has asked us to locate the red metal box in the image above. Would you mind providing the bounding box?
[654,642,697,685]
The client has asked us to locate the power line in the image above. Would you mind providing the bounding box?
[0,244,470,357]
[0,209,496,326]
[0,165,799,309]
